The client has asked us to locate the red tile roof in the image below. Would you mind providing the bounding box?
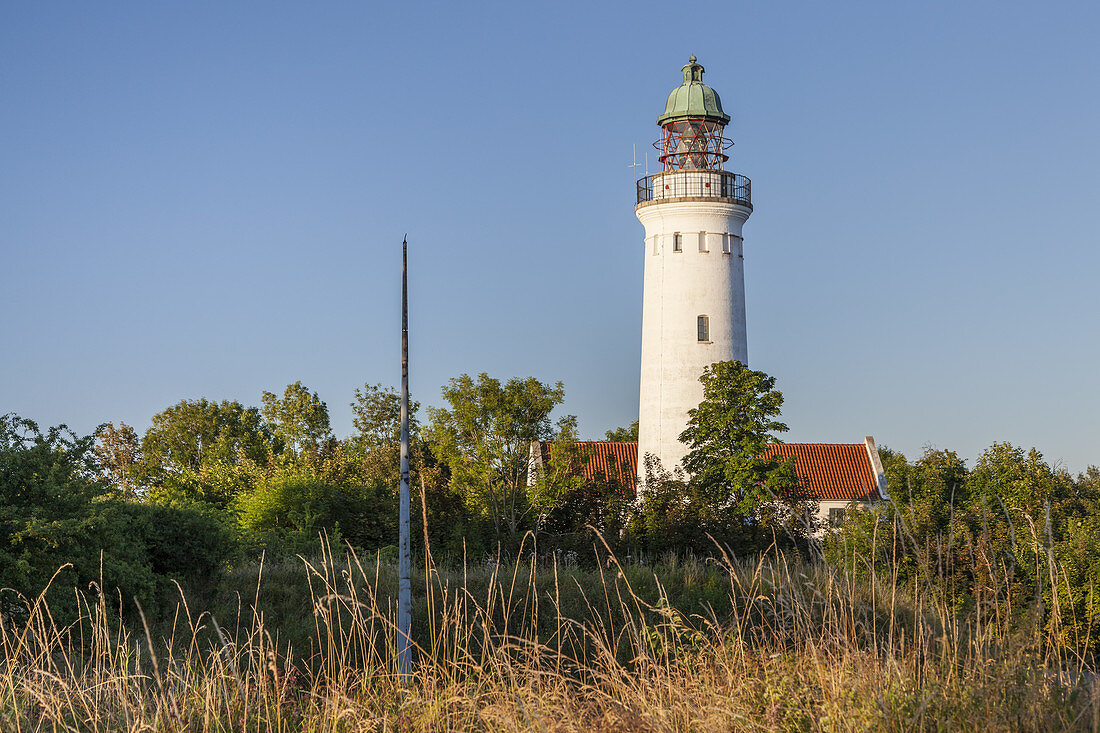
[534,441,882,503]
[537,441,638,487]
[761,443,880,502]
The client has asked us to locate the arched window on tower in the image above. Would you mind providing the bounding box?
[697,315,710,342]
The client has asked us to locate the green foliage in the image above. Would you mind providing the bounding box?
[827,442,1100,653]
[679,360,790,516]
[604,420,638,442]
[133,498,236,599]
[528,419,632,558]
[1,414,133,619]
[143,458,259,509]
[827,446,972,586]
[18,366,1100,666]
[968,442,1073,515]
[261,381,332,454]
[350,383,420,449]
[885,446,968,548]
[425,373,566,543]
[234,447,397,558]
[94,421,141,496]
[627,455,725,556]
[0,414,234,623]
[628,360,812,556]
[137,398,274,506]
[527,416,586,527]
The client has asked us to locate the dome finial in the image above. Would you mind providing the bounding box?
[682,55,705,84]
[658,56,730,127]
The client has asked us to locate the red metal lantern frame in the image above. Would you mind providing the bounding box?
[654,119,733,171]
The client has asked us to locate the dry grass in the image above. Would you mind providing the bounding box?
[2,535,1099,732]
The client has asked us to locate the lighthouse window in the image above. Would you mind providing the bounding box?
[698,232,707,252]
[673,233,682,252]
[697,315,710,342]
[722,235,731,254]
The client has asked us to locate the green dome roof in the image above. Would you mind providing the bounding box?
[656,56,730,127]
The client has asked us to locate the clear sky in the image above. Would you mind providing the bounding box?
[3,1,1098,473]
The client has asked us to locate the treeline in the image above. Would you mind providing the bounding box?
[0,374,631,621]
[827,443,1100,648]
[1,363,809,622]
[5,361,1100,648]
[89,375,633,562]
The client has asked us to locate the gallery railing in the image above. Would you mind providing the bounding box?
[636,170,752,207]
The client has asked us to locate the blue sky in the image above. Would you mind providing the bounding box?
[3,1,1098,472]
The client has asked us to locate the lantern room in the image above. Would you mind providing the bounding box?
[654,56,732,171]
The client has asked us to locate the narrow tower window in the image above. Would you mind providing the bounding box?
[699,231,707,252]
[722,234,731,253]
[697,315,710,342]
[673,232,682,252]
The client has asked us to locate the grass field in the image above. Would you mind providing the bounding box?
[3,536,1098,731]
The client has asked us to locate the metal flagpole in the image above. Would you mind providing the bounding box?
[398,235,412,678]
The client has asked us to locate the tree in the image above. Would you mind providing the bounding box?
[425,373,566,543]
[95,421,142,496]
[605,420,639,442]
[679,360,792,517]
[965,443,1076,594]
[826,446,968,582]
[967,442,1072,517]
[0,414,132,621]
[350,383,420,449]
[1076,466,1100,506]
[234,448,396,557]
[528,416,586,529]
[137,398,274,506]
[0,414,233,622]
[893,447,969,534]
[529,418,635,556]
[141,398,272,474]
[261,381,332,454]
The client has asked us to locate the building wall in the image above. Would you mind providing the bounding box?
[818,500,857,527]
[636,196,752,480]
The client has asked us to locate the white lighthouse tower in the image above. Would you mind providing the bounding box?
[636,56,753,480]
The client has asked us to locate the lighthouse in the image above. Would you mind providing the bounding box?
[636,56,753,481]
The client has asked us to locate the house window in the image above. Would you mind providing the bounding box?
[829,507,846,526]
[697,315,709,342]
[673,233,682,252]
[698,231,707,252]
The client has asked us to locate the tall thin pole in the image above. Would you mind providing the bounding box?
[398,235,412,677]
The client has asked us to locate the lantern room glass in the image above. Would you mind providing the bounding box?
[657,119,730,171]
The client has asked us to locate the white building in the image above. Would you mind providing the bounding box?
[761,437,890,529]
[636,57,753,480]
[528,58,889,519]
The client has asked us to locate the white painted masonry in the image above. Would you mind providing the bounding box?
[636,194,752,479]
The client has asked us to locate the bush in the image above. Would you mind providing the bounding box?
[0,415,235,623]
[234,457,396,558]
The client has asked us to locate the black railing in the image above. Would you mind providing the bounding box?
[636,170,752,207]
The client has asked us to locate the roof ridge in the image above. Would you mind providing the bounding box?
[539,440,639,446]
[770,440,862,444]
[537,439,884,502]
[541,440,865,447]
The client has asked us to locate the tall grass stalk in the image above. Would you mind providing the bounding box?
[2,527,1099,731]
